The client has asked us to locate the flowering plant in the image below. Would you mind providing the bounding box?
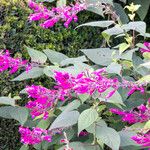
[0,0,150,150]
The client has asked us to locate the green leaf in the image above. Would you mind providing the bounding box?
[76,21,114,28]
[137,75,150,84]
[43,65,76,78]
[128,0,150,20]
[106,62,122,75]
[0,97,15,106]
[114,3,129,24]
[87,5,104,16]
[140,61,150,69]
[0,106,14,119]
[81,48,112,66]
[27,47,47,64]
[60,100,81,113]
[130,122,145,129]
[43,49,68,64]
[132,54,150,76]
[57,0,66,7]
[12,67,44,81]
[78,108,98,134]
[49,111,79,130]
[102,26,123,36]
[86,119,107,133]
[60,56,88,66]
[36,118,51,129]
[59,142,100,150]
[119,130,137,147]
[122,21,146,34]
[78,94,90,103]
[97,105,106,112]
[112,49,136,61]
[143,52,150,59]
[20,145,29,150]
[10,107,28,125]
[119,43,130,54]
[100,87,124,105]
[144,120,150,129]
[102,32,110,45]
[96,126,120,150]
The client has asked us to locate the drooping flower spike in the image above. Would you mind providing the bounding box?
[26,69,145,120]
[0,50,28,74]
[110,104,150,124]
[28,0,87,28]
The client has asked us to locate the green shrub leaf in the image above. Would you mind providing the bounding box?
[96,126,120,150]
[78,108,98,134]
[0,97,15,106]
[81,48,113,66]
[27,47,47,64]
[49,111,79,130]
[43,49,68,64]
[12,67,44,81]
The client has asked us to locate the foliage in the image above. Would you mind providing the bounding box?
[0,0,150,150]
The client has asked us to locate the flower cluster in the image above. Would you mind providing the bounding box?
[19,126,62,145]
[19,126,52,145]
[26,69,145,120]
[140,42,150,53]
[28,0,87,28]
[54,69,119,98]
[132,131,150,147]
[26,85,58,120]
[55,70,145,97]
[110,104,150,124]
[0,50,28,74]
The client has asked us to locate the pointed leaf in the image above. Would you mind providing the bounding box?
[60,56,88,66]
[0,97,15,106]
[49,111,79,130]
[27,47,47,64]
[96,126,120,150]
[78,108,98,134]
[81,48,112,66]
[77,21,114,28]
[43,49,68,64]
[10,107,28,125]
[12,67,44,81]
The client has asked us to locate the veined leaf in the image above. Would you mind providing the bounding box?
[0,97,15,106]
[78,108,98,134]
[96,126,120,150]
[27,47,47,64]
[81,48,113,66]
[12,67,44,81]
[43,49,68,65]
[49,111,79,130]
[76,21,114,28]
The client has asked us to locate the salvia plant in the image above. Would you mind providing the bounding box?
[0,0,150,150]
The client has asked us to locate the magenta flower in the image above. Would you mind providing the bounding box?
[25,70,145,120]
[19,126,52,145]
[110,104,150,124]
[140,42,150,53]
[0,50,28,74]
[132,131,150,147]
[26,85,57,120]
[28,0,87,28]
